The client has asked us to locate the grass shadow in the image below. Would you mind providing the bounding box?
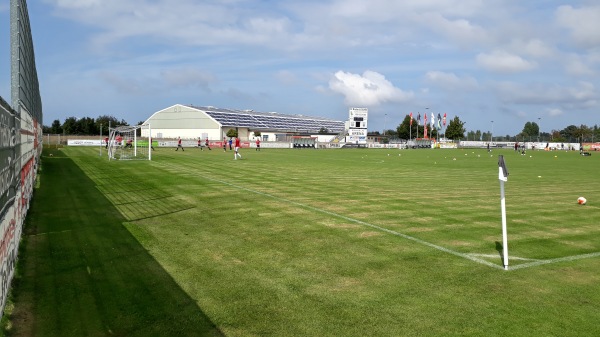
[495,241,504,265]
[5,149,224,336]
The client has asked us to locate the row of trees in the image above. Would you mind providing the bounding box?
[469,123,600,143]
[43,116,138,135]
[377,114,600,143]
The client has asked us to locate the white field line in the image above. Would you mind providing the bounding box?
[468,253,542,261]
[157,162,600,271]
[508,251,600,270]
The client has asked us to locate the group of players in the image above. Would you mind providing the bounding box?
[104,135,259,160]
[103,135,133,149]
[175,136,260,160]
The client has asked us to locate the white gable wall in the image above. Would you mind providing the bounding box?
[142,104,223,140]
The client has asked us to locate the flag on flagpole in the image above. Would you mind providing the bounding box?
[417,113,421,126]
[430,113,435,129]
[437,113,442,130]
[410,112,413,126]
[443,113,447,126]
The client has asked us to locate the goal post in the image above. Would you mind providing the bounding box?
[108,124,152,160]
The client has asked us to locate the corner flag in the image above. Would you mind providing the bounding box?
[498,155,509,270]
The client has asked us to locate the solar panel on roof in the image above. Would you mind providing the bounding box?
[196,106,344,133]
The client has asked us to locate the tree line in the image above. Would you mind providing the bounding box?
[373,114,600,143]
[42,116,144,135]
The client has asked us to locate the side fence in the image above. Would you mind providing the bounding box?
[0,97,41,315]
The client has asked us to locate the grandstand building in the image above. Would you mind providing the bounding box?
[143,104,345,141]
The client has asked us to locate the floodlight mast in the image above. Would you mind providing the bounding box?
[148,124,152,161]
[498,155,509,270]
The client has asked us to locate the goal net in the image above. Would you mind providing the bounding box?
[107,124,152,160]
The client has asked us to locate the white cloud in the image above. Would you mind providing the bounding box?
[328,70,413,106]
[424,71,478,91]
[288,0,491,51]
[565,55,595,77]
[160,68,216,91]
[494,81,597,108]
[476,50,537,73]
[547,108,563,117]
[42,0,495,53]
[511,39,554,58]
[556,5,600,49]
[312,0,485,21]
[44,0,293,50]
[570,81,596,101]
[422,13,488,47]
[52,0,102,8]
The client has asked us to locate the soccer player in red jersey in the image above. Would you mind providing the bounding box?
[234,137,242,160]
[176,137,184,151]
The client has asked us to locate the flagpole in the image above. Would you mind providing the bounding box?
[500,175,509,270]
[416,112,421,148]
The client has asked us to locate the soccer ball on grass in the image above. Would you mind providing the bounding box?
[577,197,587,205]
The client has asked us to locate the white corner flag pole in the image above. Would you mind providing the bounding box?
[498,155,509,270]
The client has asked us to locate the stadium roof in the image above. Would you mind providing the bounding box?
[188,105,345,134]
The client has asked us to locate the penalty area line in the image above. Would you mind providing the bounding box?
[198,175,505,271]
[468,253,542,262]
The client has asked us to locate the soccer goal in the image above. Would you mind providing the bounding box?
[107,124,152,160]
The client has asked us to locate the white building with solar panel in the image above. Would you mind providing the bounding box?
[142,104,345,144]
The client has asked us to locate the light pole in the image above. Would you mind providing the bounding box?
[384,113,387,137]
[491,120,494,143]
[538,117,541,142]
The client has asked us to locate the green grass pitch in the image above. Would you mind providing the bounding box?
[4,145,600,336]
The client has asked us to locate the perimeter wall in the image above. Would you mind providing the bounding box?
[0,97,40,315]
[0,0,44,316]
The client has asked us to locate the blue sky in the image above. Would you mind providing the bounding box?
[1,0,599,136]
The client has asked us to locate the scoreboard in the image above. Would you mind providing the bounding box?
[347,108,368,144]
[349,107,368,129]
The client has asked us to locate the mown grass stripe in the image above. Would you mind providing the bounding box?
[156,161,505,270]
